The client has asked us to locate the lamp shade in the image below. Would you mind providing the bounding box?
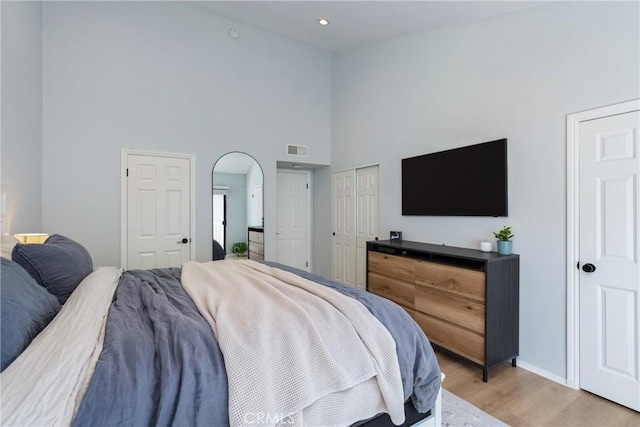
[14,233,49,244]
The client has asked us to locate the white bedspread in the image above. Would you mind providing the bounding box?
[0,267,121,426]
[181,260,405,427]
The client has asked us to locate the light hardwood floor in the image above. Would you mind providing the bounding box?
[436,349,640,426]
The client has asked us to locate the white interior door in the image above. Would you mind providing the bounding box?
[212,193,226,250]
[276,170,310,271]
[579,109,640,411]
[356,166,379,290]
[123,152,193,270]
[332,170,356,286]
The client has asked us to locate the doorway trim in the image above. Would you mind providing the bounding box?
[120,149,196,269]
[566,99,640,390]
[332,162,379,174]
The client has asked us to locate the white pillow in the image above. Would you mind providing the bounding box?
[1,235,20,259]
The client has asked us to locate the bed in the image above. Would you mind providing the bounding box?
[1,234,442,426]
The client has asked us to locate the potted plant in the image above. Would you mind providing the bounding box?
[493,226,514,255]
[231,242,248,257]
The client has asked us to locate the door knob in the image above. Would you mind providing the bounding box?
[177,238,189,244]
[582,263,596,273]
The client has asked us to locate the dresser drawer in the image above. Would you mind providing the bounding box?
[415,285,485,334]
[413,311,485,365]
[248,231,264,244]
[368,252,415,282]
[249,251,264,261]
[368,272,415,309]
[415,261,485,302]
[249,241,263,255]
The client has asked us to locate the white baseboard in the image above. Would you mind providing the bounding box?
[515,359,568,387]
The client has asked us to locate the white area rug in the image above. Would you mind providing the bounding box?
[442,389,507,427]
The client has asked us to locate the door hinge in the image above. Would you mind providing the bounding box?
[306,261,309,267]
[126,168,129,177]
[306,183,309,189]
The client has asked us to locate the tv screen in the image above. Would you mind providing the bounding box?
[402,139,508,216]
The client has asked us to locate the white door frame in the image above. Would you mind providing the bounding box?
[566,99,640,389]
[120,149,196,269]
[332,162,379,174]
[276,168,313,271]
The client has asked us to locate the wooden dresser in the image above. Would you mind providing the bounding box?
[367,240,519,381]
[247,227,264,260]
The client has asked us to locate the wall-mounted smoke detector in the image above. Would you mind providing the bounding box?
[287,144,309,157]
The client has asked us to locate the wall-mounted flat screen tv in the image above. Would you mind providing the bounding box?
[402,139,508,216]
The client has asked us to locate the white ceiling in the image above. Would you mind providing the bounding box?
[192,1,551,51]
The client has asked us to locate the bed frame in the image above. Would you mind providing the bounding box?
[418,383,442,427]
[358,373,443,427]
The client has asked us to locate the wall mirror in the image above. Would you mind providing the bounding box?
[212,152,263,260]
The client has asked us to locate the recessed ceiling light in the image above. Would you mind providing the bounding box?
[318,18,329,26]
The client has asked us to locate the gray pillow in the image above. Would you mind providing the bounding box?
[1,257,61,371]
[12,234,93,304]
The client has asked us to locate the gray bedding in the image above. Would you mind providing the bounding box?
[74,262,440,426]
[73,268,228,426]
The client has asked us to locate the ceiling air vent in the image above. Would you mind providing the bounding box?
[287,144,309,157]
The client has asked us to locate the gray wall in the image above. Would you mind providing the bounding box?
[1,1,43,235]
[329,1,639,379]
[41,1,331,266]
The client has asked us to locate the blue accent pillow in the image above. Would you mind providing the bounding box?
[1,257,61,371]
[12,234,93,304]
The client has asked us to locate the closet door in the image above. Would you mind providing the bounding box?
[331,170,356,286]
[332,166,379,288]
[356,166,379,290]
